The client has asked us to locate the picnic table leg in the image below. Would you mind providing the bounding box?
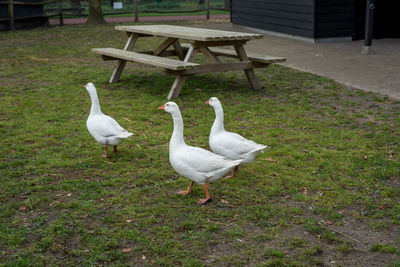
[200,47,221,63]
[234,44,261,90]
[173,41,185,60]
[109,33,138,83]
[167,45,198,100]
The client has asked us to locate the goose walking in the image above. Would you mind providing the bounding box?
[159,102,242,205]
[84,83,133,158]
[206,97,268,177]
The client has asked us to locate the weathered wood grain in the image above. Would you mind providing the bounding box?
[115,25,263,42]
[180,43,286,64]
[92,48,199,71]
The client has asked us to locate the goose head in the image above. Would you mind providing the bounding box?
[205,97,221,108]
[158,102,179,114]
[83,82,96,92]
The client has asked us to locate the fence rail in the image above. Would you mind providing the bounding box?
[3,0,229,30]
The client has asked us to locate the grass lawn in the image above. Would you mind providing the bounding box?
[0,21,399,266]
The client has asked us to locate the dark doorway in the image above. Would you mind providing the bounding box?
[353,0,400,40]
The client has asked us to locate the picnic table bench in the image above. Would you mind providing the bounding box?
[91,25,286,99]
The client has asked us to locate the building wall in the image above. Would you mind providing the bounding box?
[231,0,315,38]
[315,0,355,39]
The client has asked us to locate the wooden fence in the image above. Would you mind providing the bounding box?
[1,0,228,30]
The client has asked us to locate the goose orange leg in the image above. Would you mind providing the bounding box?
[197,184,212,205]
[225,166,239,178]
[177,181,194,195]
[102,146,110,158]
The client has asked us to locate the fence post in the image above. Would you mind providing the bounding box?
[134,0,138,22]
[8,0,15,30]
[206,0,210,20]
[58,0,64,26]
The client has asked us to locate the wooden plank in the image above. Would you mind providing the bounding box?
[101,50,178,60]
[154,38,178,56]
[199,47,221,63]
[109,33,138,83]
[172,40,185,60]
[115,25,263,42]
[166,61,268,75]
[191,40,247,48]
[234,44,261,90]
[92,48,199,71]
[180,43,286,64]
[167,46,198,99]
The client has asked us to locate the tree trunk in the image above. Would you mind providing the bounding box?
[87,0,106,24]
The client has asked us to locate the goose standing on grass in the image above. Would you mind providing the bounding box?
[84,82,133,158]
[206,97,268,177]
[158,102,242,205]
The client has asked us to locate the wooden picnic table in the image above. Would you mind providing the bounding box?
[92,25,286,99]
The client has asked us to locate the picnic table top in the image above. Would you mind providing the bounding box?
[115,25,263,42]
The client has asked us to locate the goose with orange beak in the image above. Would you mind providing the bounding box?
[158,102,242,205]
[84,83,133,158]
[206,97,268,177]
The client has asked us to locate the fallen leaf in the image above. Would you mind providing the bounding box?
[126,219,133,223]
[49,201,60,207]
[221,199,233,207]
[364,155,368,159]
[19,206,26,211]
[84,179,90,182]
[301,187,308,195]
[142,255,146,260]
[326,220,333,225]
[66,193,72,197]
[122,248,132,253]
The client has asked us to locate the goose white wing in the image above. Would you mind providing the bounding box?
[211,131,265,156]
[87,114,127,138]
[178,146,237,171]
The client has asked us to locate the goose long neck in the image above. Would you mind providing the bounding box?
[88,89,102,115]
[170,110,185,147]
[211,103,225,133]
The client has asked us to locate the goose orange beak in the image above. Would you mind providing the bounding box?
[205,100,210,104]
[158,104,165,110]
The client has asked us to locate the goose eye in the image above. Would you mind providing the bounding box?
[166,104,169,106]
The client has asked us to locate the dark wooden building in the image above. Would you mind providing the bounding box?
[0,0,46,31]
[231,0,400,42]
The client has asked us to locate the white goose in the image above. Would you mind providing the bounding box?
[159,102,242,205]
[84,83,133,158]
[206,97,268,177]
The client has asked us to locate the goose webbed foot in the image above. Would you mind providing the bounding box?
[225,166,239,178]
[197,184,212,205]
[101,146,110,158]
[177,181,194,195]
